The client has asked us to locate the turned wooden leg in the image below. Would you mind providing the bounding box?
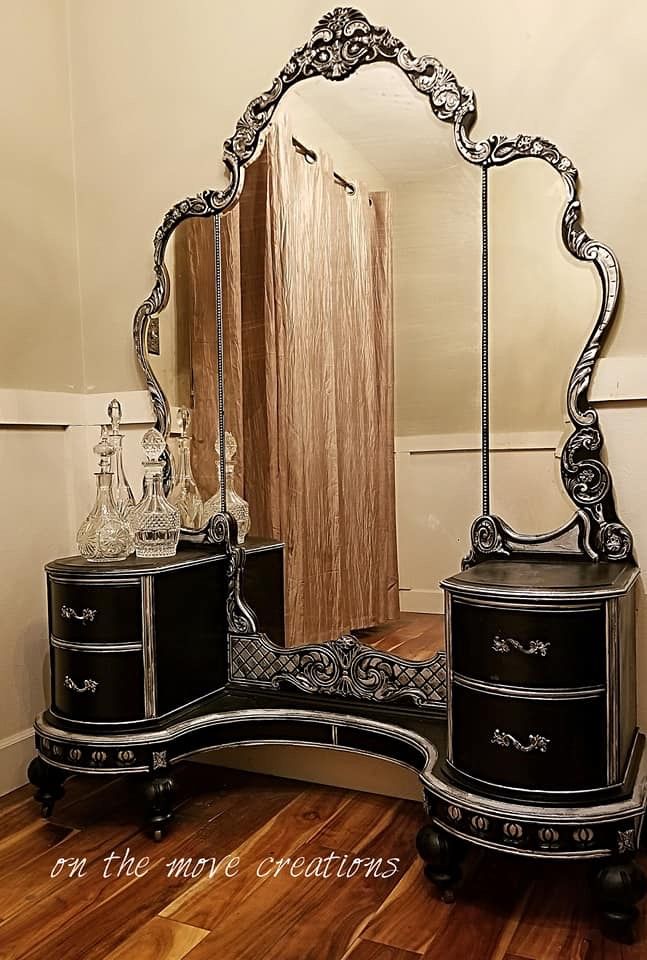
[27,757,67,818]
[416,823,465,903]
[143,774,175,842]
[593,855,647,942]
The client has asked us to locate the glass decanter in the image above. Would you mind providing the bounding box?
[131,429,180,558]
[203,431,250,544]
[77,425,134,562]
[107,398,135,521]
[169,406,203,529]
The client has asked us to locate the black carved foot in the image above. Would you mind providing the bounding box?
[143,774,175,841]
[416,824,466,903]
[27,756,67,818]
[593,856,647,942]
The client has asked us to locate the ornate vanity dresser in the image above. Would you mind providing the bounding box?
[28,7,646,942]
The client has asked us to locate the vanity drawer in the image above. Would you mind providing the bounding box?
[450,598,606,689]
[49,579,142,645]
[451,682,607,791]
[51,647,145,722]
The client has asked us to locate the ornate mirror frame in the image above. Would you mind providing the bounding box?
[132,6,633,715]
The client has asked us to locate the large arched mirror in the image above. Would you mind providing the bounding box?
[134,6,631,710]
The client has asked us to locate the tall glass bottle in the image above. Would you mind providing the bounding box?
[169,406,203,529]
[77,425,134,562]
[131,429,180,558]
[203,431,250,545]
[107,398,135,521]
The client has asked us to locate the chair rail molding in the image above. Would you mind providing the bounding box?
[0,389,157,428]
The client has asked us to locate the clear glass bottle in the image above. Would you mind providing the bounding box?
[77,425,134,562]
[169,406,203,529]
[204,431,250,545]
[107,398,135,521]
[131,428,180,558]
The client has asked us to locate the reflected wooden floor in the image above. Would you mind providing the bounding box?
[2,764,646,960]
[357,612,444,660]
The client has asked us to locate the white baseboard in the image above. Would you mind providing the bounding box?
[399,588,444,615]
[196,746,420,801]
[0,728,35,797]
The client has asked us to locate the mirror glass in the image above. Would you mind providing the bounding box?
[488,159,598,534]
[146,62,591,661]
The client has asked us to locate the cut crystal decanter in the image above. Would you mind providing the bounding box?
[77,425,134,562]
[131,429,180,558]
[169,406,203,529]
[107,398,135,521]
[203,431,250,544]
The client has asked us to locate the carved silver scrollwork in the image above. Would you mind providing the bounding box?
[492,635,550,657]
[491,729,550,753]
[229,632,447,707]
[60,605,96,625]
[207,513,259,636]
[64,676,99,695]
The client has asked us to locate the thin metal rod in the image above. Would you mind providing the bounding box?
[481,165,490,516]
[214,213,226,514]
[291,135,356,196]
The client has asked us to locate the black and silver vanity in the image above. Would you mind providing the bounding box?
[28,7,647,942]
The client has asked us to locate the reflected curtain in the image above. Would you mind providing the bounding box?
[182,115,399,646]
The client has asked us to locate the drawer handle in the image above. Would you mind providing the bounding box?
[64,676,99,695]
[61,605,97,626]
[491,729,550,753]
[492,635,550,657]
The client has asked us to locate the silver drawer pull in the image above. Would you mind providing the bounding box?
[61,605,97,626]
[491,729,550,753]
[64,676,99,695]
[492,635,550,657]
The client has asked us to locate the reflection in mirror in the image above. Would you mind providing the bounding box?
[488,159,598,534]
[147,61,483,662]
[145,63,606,658]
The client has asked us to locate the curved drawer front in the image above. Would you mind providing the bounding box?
[451,682,607,791]
[49,579,142,645]
[450,598,605,689]
[51,647,145,722]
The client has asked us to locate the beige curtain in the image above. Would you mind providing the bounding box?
[182,115,399,646]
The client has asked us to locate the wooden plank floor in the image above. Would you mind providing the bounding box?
[1,763,646,959]
[358,613,444,661]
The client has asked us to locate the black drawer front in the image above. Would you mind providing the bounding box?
[451,598,605,689]
[49,579,142,645]
[451,683,607,791]
[51,647,145,722]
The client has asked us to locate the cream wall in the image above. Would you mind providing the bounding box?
[2,0,647,797]
[0,0,82,794]
[1,1,82,391]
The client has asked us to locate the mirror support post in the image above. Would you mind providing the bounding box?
[481,165,490,516]
[213,213,227,513]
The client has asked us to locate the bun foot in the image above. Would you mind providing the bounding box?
[28,757,66,818]
[143,774,175,841]
[417,824,465,903]
[593,855,647,942]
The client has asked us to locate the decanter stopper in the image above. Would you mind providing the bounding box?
[95,424,114,470]
[107,398,135,520]
[169,406,204,529]
[203,430,250,544]
[77,425,134,563]
[131,428,180,558]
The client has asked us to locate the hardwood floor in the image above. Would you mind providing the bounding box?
[359,612,444,660]
[1,763,646,960]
